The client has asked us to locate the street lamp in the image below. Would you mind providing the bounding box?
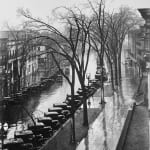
[86,73,91,86]
[86,73,91,108]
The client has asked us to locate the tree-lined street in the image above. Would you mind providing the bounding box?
[0,0,150,150]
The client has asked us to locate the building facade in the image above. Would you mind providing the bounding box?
[0,35,8,98]
[138,8,150,110]
[127,25,147,74]
[0,30,60,96]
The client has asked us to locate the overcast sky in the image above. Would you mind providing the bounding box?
[0,0,150,30]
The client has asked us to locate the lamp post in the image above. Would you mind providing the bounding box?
[86,73,91,86]
[86,73,91,108]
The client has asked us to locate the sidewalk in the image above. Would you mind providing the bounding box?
[122,76,149,150]
[40,89,103,150]
[123,105,149,150]
[40,76,138,150]
[76,78,137,150]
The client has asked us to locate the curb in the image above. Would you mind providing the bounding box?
[116,102,136,150]
[132,76,143,99]
[40,116,72,150]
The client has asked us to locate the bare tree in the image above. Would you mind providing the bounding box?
[89,1,141,89]
[17,7,92,143]
[88,0,109,103]
[106,7,141,85]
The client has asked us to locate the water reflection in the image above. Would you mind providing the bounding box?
[84,135,89,150]
[76,66,139,150]
[102,107,108,150]
[3,52,97,127]
[1,53,139,149]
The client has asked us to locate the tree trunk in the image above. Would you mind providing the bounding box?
[100,83,105,103]
[105,51,114,91]
[114,59,118,86]
[82,85,88,126]
[18,75,21,92]
[110,62,114,90]
[118,56,122,81]
[71,66,76,143]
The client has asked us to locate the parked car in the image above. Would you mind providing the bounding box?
[95,67,108,81]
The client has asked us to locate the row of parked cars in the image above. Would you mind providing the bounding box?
[2,80,99,150]
[0,73,64,107]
